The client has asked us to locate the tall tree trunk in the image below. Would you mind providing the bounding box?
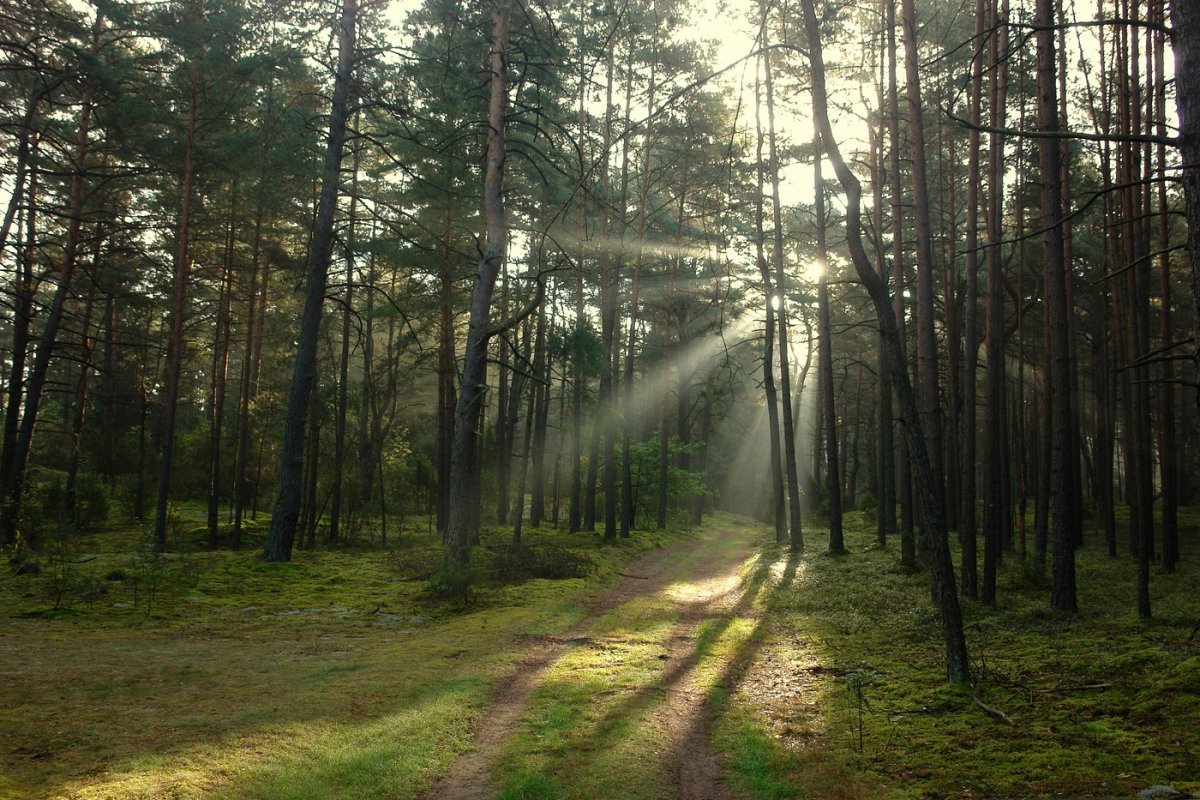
[815,134,843,553]
[1035,0,1078,612]
[1153,0,1178,572]
[445,4,511,568]
[512,316,540,543]
[871,32,896,545]
[529,248,550,529]
[600,32,619,541]
[802,0,970,683]
[886,0,915,566]
[570,26,588,535]
[207,187,237,548]
[622,45,654,537]
[152,2,204,550]
[65,251,100,526]
[983,0,1010,602]
[764,24,804,550]
[754,54,786,544]
[263,0,356,561]
[900,0,946,534]
[233,196,270,549]
[497,290,510,525]
[359,213,378,511]
[959,0,987,599]
[0,137,39,530]
[0,87,50,259]
[1172,0,1200,402]
[248,213,274,523]
[436,203,456,535]
[330,137,361,543]
[0,14,100,548]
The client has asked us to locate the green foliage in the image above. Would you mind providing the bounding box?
[18,469,110,539]
[427,556,487,604]
[484,543,596,583]
[844,666,882,752]
[127,532,169,613]
[548,321,607,380]
[624,433,709,526]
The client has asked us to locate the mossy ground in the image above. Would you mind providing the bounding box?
[714,509,1200,800]
[8,504,1196,800]
[494,517,762,800]
[0,504,680,800]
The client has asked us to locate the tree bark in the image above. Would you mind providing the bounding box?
[445,4,510,568]
[330,137,362,543]
[886,0,916,567]
[815,134,843,553]
[959,0,988,599]
[1035,0,1078,612]
[207,188,237,548]
[1172,0,1200,406]
[0,136,39,535]
[754,52,786,544]
[763,24,804,550]
[0,14,101,547]
[1154,0,1178,571]
[152,1,204,550]
[65,249,101,526]
[900,0,947,531]
[983,0,1011,602]
[263,0,356,561]
[802,0,970,683]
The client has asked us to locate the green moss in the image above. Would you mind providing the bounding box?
[0,515,696,799]
[712,507,1200,800]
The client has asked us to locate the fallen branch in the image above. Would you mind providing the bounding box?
[1049,683,1112,693]
[974,693,1016,726]
[618,572,649,579]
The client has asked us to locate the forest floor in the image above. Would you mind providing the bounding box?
[427,516,760,800]
[2,507,1198,799]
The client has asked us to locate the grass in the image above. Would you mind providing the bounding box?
[0,504,685,800]
[10,504,1196,800]
[494,518,762,800]
[713,507,1200,800]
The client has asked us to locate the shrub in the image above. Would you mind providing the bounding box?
[485,543,595,583]
[427,558,486,604]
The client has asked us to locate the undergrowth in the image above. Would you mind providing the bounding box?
[715,508,1200,800]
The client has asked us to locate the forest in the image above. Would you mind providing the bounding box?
[2,0,1198,797]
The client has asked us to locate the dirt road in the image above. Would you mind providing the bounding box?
[421,520,764,800]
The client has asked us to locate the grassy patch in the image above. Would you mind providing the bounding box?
[0,512,687,800]
[494,518,762,800]
[714,509,1200,800]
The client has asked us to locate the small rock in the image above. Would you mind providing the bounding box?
[112,602,132,609]
[241,606,257,612]
[380,614,402,624]
[1139,786,1189,800]
[409,616,431,624]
